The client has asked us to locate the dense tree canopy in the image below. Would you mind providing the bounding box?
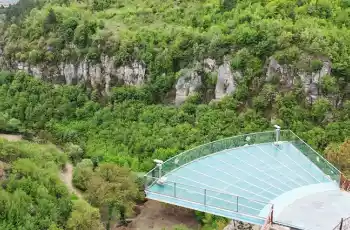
[0,71,349,174]
[1,0,350,91]
[0,139,71,229]
[1,0,350,229]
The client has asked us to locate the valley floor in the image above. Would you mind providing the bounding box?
[0,133,200,230]
[115,200,200,230]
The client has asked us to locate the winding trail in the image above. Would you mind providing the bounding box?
[0,134,22,141]
[60,163,83,199]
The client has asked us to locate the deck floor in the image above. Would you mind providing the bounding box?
[146,142,339,227]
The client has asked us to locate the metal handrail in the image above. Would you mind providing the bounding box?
[144,129,344,230]
[289,130,340,174]
[145,190,268,221]
[333,216,350,230]
[161,130,276,165]
[145,175,272,206]
[150,131,278,178]
[145,130,277,177]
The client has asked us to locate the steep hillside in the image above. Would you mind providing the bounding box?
[1,1,350,229]
[0,0,349,104]
[0,138,105,230]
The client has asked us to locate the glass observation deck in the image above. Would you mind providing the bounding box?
[144,130,344,229]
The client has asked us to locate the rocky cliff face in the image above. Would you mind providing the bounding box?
[0,53,146,93]
[266,57,331,103]
[175,69,202,105]
[175,58,242,105]
[0,48,341,105]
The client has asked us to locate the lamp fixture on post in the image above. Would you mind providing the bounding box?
[154,159,167,185]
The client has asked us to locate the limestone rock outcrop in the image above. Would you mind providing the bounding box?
[266,57,331,103]
[215,62,242,100]
[175,69,202,105]
[175,58,242,104]
[1,53,146,93]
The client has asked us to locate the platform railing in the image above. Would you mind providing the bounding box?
[333,216,350,230]
[260,205,274,230]
[144,130,343,227]
[286,131,341,184]
[155,130,277,177]
[144,130,341,185]
[144,175,272,221]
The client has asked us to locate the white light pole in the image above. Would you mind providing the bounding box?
[274,125,281,143]
[154,159,164,179]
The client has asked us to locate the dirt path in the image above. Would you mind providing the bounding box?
[60,163,83,199]
[0,134,22,141]
[115,200,200,230]
[0,133,198,229]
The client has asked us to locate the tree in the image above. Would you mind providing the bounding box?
[320,75,339,95]
[67,200,104,230]
[311,97,331,122]
[65,143,84,164]
[72,159,94,191]
[44,8,57,33]
[220,0,236,12]
[86,163,140,229]
[325,139,350,176]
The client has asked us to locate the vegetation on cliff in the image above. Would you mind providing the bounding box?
[0,139,105,230]
[0,0,350,98]
[0,71,349,173]
[1,0,350,229]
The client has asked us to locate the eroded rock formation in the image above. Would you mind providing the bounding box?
[266,57,331,103]
[1,53,146,93]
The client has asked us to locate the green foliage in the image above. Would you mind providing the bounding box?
[221,0,236,12]
[85,163,141,228]
[195,211,229,230]
[0,139,71,229]
[72,159,94,191]
[67,200,104,230]
[0,73,349,172]
[320,75,339,95]
[310,60,324,72]
[110,86,152,104]
[44,8,57,33]
[311,97,331,122]
[1,0,350,89]
[325,139,350,176]
[0,112,22,133]
[0,0,349,227]
[65,143,84,165]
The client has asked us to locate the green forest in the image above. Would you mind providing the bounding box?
[0,0,350,229]
[1,72,349,172]
[0,139,104,229]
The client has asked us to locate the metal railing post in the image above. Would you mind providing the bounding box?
[236,196,239,212]
[174,182,177,198]
[159,164,162,178]
[144,175,147,190]
[274,125,281,143]
[204,189,207,205]
[271,204,274,224]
